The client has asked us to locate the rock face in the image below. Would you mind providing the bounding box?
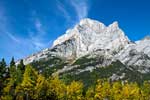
[17,18,150,74]
[116,37,150,73]
[52,18,130,58]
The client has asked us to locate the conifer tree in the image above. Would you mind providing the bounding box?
[0,58,7,96]
[17,59,25,73]
[47,75,66,100]
[10,57,15,67]
[0,58,6,78]
[15,65,38,99]
[67,81,83,100]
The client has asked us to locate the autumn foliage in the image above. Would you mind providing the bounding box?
[0,58,150,100]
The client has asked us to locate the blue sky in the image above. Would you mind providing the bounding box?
[0,0,150,63]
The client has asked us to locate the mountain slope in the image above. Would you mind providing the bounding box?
[16,18,150,82]
[115,38,150,73]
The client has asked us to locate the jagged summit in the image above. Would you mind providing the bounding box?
[52,18,129,58]
[79,18,106,28]
[53,19,122,47]
[17,18,150,74]
[108,21,119,29]
[53,18,129,56]
[53,18,106,47]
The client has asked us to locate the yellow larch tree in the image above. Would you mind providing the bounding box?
[66,81,83,100]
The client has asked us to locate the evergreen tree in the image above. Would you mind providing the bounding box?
[0,58,7,96]
[0,58,6,78]
[9,57,16,79]
[2,59,24,100]
[10,57,15,67]
[1,58,6,66]
[0,58,7,81]
[17,59,25,73]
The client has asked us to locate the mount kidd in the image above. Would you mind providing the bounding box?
[17,18,150,82]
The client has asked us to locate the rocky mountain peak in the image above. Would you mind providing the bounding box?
[51,18,130,59]
[53,18,106,47]
[53,18,128,46]
[79,18,106,29]
[108,21,119,29]
[17,18,150,74]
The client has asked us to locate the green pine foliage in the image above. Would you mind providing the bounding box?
[10,57,15,67]
[0,58,7,96]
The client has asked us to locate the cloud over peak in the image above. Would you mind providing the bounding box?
[56,0,90,23]
[70,0,89,21]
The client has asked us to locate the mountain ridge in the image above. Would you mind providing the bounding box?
[16,18,150,77]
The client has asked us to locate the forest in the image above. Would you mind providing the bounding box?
[0,58,150,100]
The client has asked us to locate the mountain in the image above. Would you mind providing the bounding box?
[16,18,150,84]
[52,18,129,58]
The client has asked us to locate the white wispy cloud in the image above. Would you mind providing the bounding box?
[56,0,71,21]
[56,0,89,25]
[28,13,51,50]
[70,0,89,21]
[5,32,20,43]
[0,5,51,61]
[0,4,8,34]
[0,6,26,60]
[35,17,46,35]
[0,4,21,44]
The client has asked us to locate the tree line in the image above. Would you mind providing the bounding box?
[0,58,150,100]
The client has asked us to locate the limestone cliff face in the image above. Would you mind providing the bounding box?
[52,18,129,58]
[16,18,150,73]
[115,37,150,73]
